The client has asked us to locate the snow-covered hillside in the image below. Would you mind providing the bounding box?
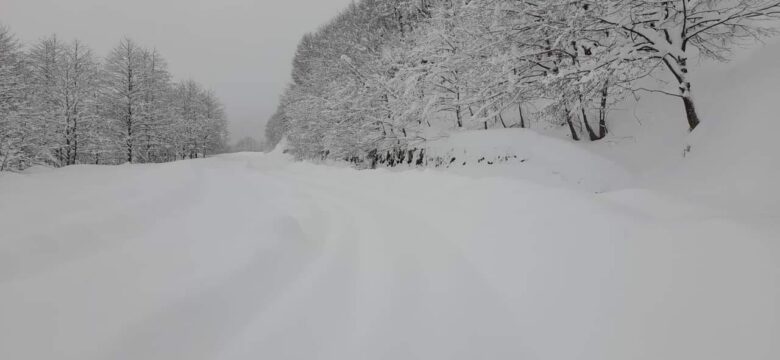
[554,37,780,212]
[653,40,780,213]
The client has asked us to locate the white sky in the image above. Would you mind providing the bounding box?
[0,0,354,142]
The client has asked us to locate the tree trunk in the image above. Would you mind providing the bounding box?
[127,78,133,163]
[565,107,580,141]
[126,117,133,163]
[127,138,133,163]
[518,104,525,128]
[71,115,79,165]
[669,57,701,131]
[455,92,463,128]
[599,82,608,139]
[498,114,507,128]
[581,108,599,141]
[57,149,64,167]
[682,95,700,131]
[580,96,599,141]
[65,126,72,166]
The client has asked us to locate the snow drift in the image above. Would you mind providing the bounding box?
[421,129,631,192]
[588,39,780,213]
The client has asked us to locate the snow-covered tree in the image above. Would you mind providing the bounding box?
[136,48,173,163]
[1,28,230,171]
[27,34,67,164]
[269,0,780,164]
[168,80,228,159]
[103,38,147,163]
[199,88,229,156]
[58,40,102,165]
[595,0,780,131]
[0,25,34,170]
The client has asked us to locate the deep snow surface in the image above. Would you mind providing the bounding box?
[1,151,778,360]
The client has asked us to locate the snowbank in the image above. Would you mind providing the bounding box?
[422,129,632,192]
[586,39,780,212]
[658,41,780,212]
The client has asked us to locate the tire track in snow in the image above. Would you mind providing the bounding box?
[270,170,529,359]
[101,168,363,360]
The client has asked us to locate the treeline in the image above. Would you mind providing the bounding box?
[266,0,780,162]
[232,136,264,152]
[0,25,228,171]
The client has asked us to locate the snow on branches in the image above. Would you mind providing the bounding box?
[269,0,780,161]
[0,27,229,171]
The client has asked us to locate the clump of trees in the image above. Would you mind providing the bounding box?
[266,0,780,162]
[0,26,228,171]
[232,136,263,152]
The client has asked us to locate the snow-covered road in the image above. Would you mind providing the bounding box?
[1,153,779,360]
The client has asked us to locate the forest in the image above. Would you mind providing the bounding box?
[266,0,780,165]
[0,26,229,171]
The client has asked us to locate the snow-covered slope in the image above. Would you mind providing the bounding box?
[588,39,780,213]
[1,153,778,360]
[421,129,631,192]
[657,41,780,212]
[367,41,780,206]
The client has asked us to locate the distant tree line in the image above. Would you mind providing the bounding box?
[232,136,263,152]
[0,25,228,171]
[266,0,780,162]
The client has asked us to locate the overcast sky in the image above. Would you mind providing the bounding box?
[1,0,354,142]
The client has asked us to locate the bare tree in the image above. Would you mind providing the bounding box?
[598,0,780,131]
